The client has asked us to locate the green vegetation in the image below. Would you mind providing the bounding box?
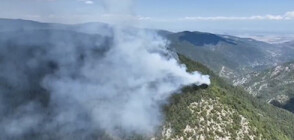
[167,31,287,82]
[241,61,294,113]
[161,55,294,140]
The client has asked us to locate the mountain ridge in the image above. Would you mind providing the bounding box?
[159,55,294,140]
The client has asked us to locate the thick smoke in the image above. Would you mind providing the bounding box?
[0,0,210,139]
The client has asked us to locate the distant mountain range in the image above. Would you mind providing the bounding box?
[165,31,294,81]
[0,18,112,36]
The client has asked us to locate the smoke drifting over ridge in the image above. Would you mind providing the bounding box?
[0,0,210,139]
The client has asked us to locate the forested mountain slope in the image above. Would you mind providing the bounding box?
[158,55,294,140]
[167,31,294,82]
[239,61,294,113]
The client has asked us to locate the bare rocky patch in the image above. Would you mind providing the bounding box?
[160,98,263,140]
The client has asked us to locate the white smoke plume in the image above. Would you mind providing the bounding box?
[0,0,210,139]
[43,27,210,134]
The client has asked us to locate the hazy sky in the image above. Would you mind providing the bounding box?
[1,0,294,33]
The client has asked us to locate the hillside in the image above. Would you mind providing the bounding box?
[282,41,294,48]
[238,61,294,113]
[164,29,294,116]
[158,55,294,140]
[0,18,111,35]
[166,31,294,82]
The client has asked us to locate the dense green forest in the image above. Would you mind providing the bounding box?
[160,55,294,140]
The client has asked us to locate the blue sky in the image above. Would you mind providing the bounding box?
[1,0,294,34]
